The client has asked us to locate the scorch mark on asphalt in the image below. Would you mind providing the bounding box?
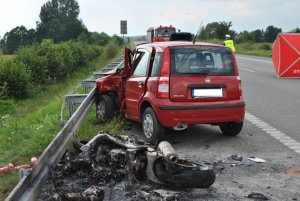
[246,112,300,155]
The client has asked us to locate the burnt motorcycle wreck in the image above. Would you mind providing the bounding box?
[80,133,216,189]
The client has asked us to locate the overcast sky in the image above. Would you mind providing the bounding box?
[1,0,299,37]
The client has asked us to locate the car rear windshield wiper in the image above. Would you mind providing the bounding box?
[176,72,210,76]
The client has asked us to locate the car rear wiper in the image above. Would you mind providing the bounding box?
[197,72,210,75]
[176,72,210,76]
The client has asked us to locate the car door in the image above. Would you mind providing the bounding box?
[125,49,151,120]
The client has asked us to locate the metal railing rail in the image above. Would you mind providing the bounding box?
[6,87,96,201]
[60,58,124,125]
[6,57,124,201]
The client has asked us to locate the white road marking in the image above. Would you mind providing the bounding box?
[246,112,300,155]
[236,56,273,63]
[239,67,255,73]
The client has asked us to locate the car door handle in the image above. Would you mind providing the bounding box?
[137,81,144,87]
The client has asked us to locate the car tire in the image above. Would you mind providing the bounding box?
[96,95,113,122]
[142,107,165,144]
[219,122,243,136]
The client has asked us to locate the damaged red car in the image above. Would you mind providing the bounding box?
[95,41,245,143]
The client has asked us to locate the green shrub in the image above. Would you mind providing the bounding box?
[16,45,49,84]
[56,42,75,75]
[258,43,271,50]
[105,42,118,59]
[67,42,87,67]
[0,60,32,99]
[8,40,105,99]
[236,43,254,51]
[0,79,8,99]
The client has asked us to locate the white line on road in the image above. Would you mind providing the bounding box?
[236,56,273,63]
[245,112,300,155]
[239,67,255,73]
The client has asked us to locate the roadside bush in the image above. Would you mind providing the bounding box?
[16,40,103,86]
[3,39,111,99]
[37,40,66,81]
[0,60,32,99]
[236,43,254,51]
[67,42,88,67]
[16,45,49,84]
[258,43,271,50]
[104,42,118,59]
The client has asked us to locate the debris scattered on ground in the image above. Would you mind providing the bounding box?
[40,133,216,200]
[230,155,243,161]
[0,157,37,178]
[39,151,209,201]
[204,144,210,149]
[122,121,132,131]
[247,192,270,200]
[287,169,300,175]
[212,161,225,173]
[248,157,266,163]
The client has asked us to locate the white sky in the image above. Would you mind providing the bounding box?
[0,0,299,38]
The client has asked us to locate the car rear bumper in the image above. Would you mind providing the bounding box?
[153,99,245,128]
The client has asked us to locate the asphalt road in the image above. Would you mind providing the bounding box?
[124,54,300,200]
[237,55,300,143]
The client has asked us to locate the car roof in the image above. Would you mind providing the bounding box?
[136,41,225,52]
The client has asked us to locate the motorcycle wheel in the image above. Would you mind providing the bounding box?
[154,158,215,189]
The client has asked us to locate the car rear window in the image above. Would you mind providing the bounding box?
[170,46,235,76]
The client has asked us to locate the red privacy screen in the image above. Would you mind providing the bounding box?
[272,33,300,78]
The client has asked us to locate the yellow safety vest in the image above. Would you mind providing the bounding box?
[224,40,236,52]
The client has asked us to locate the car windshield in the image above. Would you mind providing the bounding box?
[170,46,235,76]
[156,28,176,37]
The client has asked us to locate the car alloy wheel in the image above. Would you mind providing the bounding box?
[143,113,154,139]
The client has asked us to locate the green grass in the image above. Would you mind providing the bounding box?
[235,43,272,57]
[0,50,123,199]
[0,55,14,62]
[197,39,272,57]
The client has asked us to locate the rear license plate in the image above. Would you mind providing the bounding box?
[192,88,223,98]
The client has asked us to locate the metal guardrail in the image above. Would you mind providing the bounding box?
[6,87,96,201]
[60,58,124,125]
[6,57,124,201]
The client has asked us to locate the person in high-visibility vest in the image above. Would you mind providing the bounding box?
[224,34,236,52]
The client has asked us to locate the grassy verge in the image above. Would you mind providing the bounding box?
[197,39,272,57]
[0,50,123,199]
[235,43,272,57]
[0,55,15,62]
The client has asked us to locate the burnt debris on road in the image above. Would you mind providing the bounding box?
[40,132,216,201]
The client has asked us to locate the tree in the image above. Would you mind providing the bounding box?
[77,31,123,46]
[237,31,255,43]
[198,21,235,40]
[2,26,36,54]
[251,29,264,43]
[264,26,281,43]
[36,0,87,42]
[0,36,4,54]
[289,28,300,33]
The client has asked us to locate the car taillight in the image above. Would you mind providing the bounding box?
[157,48,170,98]
[157,77,169,98]
[236,76,243,97]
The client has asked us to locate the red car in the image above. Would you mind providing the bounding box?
[96,41,245,143]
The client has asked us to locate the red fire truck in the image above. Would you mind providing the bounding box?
[147,25,176,42]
